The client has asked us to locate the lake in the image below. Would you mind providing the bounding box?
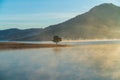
[0,41,120,80]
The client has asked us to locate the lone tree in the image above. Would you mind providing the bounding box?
[52,36,62,45]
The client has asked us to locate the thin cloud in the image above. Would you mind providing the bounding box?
[0,12,80,29]
[0,13,80,21]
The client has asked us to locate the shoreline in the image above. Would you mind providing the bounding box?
[0,40,120,50]
[0,42,69,50]
[62,39,120,42]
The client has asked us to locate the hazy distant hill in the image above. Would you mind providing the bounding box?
[1,3,120,41]
[0,28,43,41]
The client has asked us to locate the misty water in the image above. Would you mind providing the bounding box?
[0,42,120,80]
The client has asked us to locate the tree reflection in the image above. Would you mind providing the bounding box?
[53,47,62,54]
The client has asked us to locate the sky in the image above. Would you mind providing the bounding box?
[0,0,120,30]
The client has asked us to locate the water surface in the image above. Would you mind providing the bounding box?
[0,42,120,80]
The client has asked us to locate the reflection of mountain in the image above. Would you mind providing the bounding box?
[1,3,120,41]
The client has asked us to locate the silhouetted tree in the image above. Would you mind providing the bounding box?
[52,36,62,45]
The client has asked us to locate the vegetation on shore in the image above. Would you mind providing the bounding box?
[0,42,69,50]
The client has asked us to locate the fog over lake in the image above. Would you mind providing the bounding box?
[0,41,120,80]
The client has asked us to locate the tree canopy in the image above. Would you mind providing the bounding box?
[52,36,62,44]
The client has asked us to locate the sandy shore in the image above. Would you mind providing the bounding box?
[0,42,69,49]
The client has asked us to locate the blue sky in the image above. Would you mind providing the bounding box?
[0,0,120,30]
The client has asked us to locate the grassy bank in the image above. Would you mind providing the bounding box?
[0,42,69,49]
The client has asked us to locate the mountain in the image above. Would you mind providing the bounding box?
[1,3,120,41]
[0,28,43,41]
[16,3,120,41]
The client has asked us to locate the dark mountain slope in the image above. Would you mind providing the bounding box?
[0,28,43,40]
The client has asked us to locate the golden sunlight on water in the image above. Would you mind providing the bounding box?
[0,44,120,80]
[78,44,120,80]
